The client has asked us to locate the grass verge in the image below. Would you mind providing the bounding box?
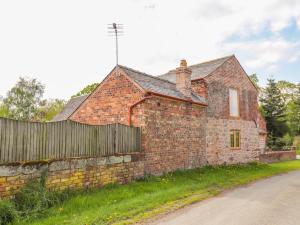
[15,160,300,225]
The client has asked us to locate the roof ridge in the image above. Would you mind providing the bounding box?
[158,55,234,77]
[118,64,176,85]
[71,94,89,99]
[188,55,234,68]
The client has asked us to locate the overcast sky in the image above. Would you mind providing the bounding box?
[0,0,299,100]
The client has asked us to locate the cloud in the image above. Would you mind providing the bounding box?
[0,0,299,99]
[223,37,300,72]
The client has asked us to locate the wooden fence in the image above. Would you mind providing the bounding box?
[0,118,142,163]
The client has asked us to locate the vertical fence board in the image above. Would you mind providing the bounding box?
[0,118,142,163]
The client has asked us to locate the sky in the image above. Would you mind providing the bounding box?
[0,0,299,100]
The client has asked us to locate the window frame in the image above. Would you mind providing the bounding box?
[229,88,240,118]
[230,129,241,150]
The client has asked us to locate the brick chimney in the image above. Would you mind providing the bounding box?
[176,59,192,98]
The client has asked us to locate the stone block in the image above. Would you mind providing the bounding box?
[123,155,131,163]
[107,156,123,165]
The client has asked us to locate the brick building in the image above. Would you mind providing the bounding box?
[54,55,267,175]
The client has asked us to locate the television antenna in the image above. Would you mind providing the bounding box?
[107,23,124,65]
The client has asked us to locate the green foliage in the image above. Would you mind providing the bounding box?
[260,78,288,147]
[72,83,99,98]
[0,103,9,118]
[282,133,294,146]
[3,77,45,121]
[294,136,300,150]
[286,85,300,136]
[1,78,66,122]
[0,200,18,225]
[276,80,298,103]
[248,74,260,90]
[36,99,66,122]
[13,169,74,220]
[14,161,300,225]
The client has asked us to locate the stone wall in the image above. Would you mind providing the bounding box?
[206,118,261,165]
[132,97,207,175]
[0,153,144,198]
[259,151,296,163]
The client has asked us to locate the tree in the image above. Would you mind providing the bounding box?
[260,78,288,147]
[276,80,298,103]
[286,85,300,136]
[248,74,260,90]
[36,99,66,122]
[72,83,99,98]
[0,103,8,118]
[3,77,45,121]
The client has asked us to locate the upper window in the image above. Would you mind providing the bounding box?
[229,88,239,117]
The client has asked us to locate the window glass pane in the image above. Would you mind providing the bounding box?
[229,89,239,117]
[230,132,235,148]
[236,131,240,148]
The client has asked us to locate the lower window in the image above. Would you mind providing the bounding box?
[230,130,241,149]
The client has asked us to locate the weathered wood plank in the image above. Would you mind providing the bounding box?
[0,118,141,163]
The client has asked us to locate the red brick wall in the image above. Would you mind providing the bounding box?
[131,97,207,175]
[71,69,143,125]
[203,56,259,122]
[191,79,207,98]
[71,68,207,175]
[259,151,296,163]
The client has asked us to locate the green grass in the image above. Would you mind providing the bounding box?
[15,160,300,225]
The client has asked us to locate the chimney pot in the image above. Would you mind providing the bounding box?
[180,59,187,68]
[176,59,192,98]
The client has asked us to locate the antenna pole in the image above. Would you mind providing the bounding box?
[114,23,119,65]
[108,23,123,76]
[108,23,123,66]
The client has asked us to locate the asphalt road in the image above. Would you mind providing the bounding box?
[150,170,300,225]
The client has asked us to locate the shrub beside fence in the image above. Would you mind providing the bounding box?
[0,118,141,164]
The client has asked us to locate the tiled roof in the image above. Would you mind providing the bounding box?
[51,95,88,121]
[53,56,229,120]
[118,65,207,105]
[158,55,233,83]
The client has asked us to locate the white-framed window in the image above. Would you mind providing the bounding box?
[229,88,239,117]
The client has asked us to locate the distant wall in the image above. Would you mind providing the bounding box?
[259,151,296,163]
[0,153,144,198]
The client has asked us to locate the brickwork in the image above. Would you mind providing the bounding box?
[191,79,207,98]
[71,69,143,125]
[259,151,296,163]
[0,154,144,198]
[132,97,207,175]
[203,56,259,122]
[70,56,266,175]
[199,56,266,164]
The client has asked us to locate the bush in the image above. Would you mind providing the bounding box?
[0,199,18,225]
[14,182,47,218]
[294,136,300,150]
[13,169,74,219]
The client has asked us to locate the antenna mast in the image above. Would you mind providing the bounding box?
[108,23,124,66]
